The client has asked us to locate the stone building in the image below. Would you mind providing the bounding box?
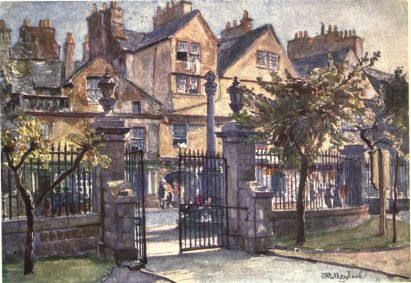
[217,10,299,106]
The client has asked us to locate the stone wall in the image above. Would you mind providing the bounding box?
[271,205,369,237]
[2,214,100,261]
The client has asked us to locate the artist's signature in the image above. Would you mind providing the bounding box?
[321,271,367,281]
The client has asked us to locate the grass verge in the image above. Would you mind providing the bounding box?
[3,255,115,283]
[276,216,410,250]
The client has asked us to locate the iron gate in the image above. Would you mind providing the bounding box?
[124,146,146,264]
[178,149,229,252]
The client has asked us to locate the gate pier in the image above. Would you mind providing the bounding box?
[217,122,274,253]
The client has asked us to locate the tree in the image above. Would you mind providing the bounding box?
[234,52,380,245]
[358,67,408,241]
[1,115,110,274]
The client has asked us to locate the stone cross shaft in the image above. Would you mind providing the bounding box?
[205,71,217,153]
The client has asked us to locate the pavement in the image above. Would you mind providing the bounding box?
[103,208,409,282]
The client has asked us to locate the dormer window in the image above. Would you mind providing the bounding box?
[177,41,189,61]
[257,51,279,71]
[176,41,201,62]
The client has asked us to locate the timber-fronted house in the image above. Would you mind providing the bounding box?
[0,0,385,204]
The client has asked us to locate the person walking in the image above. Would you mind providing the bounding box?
[158,179,166,209]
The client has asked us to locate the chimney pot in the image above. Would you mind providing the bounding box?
[352,29,356,36]
[233,20,237,27]
[171,0,176,7]
[349,30,352,37]
[333,25,338,32]
[157,6,161,14]
[243,10,249,19]
[344,30,348,38]
[39,19,43,27]
[111,0,116,8]
[23,19,30,27]
[304,30,308,38]
[92,3,97,13]
[47,19,51,27]
[295,32,298,39]
[299,31,303,38]
[321,23,325,35]
[166,1,170,9]
[328,24,332,33]
[226,21,231,29]
[0,20,4,29]
[102,2,107,11]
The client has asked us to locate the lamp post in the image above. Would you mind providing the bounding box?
[227,76,244,114]
[98,68,117,114]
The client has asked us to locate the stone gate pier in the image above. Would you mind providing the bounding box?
[217,122,274,253]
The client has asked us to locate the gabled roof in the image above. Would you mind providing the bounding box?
[363,67,393,95]
[65,57,163,107]
[291,48,352,77]
[118,9,206,53]
[217,24,274,76]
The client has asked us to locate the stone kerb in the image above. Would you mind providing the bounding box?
[103,180,137,265]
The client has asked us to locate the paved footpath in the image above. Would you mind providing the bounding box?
[104,209,407,282]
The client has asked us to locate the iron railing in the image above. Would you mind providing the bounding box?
[1,143,94,220]
[178,149,229,252]
[124,145,147,264]
[256,150,362,210]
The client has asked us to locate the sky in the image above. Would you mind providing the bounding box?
[0,0,408,73]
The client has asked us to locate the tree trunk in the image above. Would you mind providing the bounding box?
[392,151,399,243]
[378,149,387,237]
[296,156,308,246]
[14,170,35,274]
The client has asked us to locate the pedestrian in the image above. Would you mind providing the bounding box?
[333,185,342,208]
[324,186,333,209]
[173,182,180,206]
[158,179,166,209]
[165,182,173,208]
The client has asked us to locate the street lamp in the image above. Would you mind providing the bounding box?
[227,76,244,114]
[98,68,117,113]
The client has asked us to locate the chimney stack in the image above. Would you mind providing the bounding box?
[344,30,348,38]
[153,0,193,29]
[102,2,107,11]
[82,35,90,62]
[321,23,325,35]
[304,30,308,38]
[111,0,116,8]
[233,20,237,27]
[92,3,97,13]
[0,19,12,66]
[23,19,30,27]
[333,25,338,32]
[328,24,332,33]
[295,32,298,39]
[64,32,75,80]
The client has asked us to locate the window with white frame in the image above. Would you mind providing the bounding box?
[172,124,187,146]
[257,51,279,71]
[132,101,141,113]
[86,77,103,103]
[176,41,201,62]
[131,127,145,150]
[177,41,189,61]
[176,75,200,95]
[39,124,51,140]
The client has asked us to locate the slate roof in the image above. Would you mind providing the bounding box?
[118,10,200,52]
[1,60,63,94]
[31,60,62,89]
[217,24,273,76]
[291,48,352,77]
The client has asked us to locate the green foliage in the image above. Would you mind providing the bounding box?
[66,121,111,169]
[2,115,49,169]
[381,68,409,156]
[235,52,380,161]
